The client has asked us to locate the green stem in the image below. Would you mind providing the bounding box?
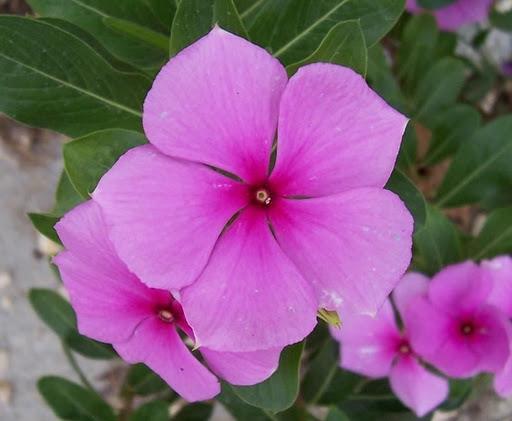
[61,342,96,393]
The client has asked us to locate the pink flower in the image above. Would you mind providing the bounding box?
[93,28,413,352]
[332,273,448,417]
[406,0,493,31]
[406,261,510,378]
[53,201,281,401]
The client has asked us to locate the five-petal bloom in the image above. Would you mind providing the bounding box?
[405,261,510,378]
[332,273,448,417]
[53,200,281,401]
[93,27,413,353]
[406,0,493,31]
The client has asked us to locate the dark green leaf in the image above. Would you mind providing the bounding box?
[63,129,147,198]
[326,407,350,421]
[396,122,418,171]
[169,0,248,56]
[286,20,367,76]
[0,16,150,137]
[417,0,456,9]
[174,403,213,421]
[27,0,175,70]
[29,288,116,359]
[440,379,473,411]
[469,207,512,260]
[386,169,427,233]
[423,105,482,166]
[302,339,339,403]
[436,116,512,208]
[245,0,405,64]
[129,400,170,421]
[218,383,273,421]
[124,364,168,396]
[319,369,362,405]
[413,206,462,275]
[28,213,60,244]
[490,7,512,31]
[38,376,116,421]
[53,171,84,215]
[231,342,304,413]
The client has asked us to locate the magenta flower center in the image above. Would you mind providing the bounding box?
[460,322,475,336]
[397,339,412,355]
[251,184,274,207]
[158,309,174,323]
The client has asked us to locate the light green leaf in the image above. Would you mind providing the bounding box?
[469,207,512,260]
[286,20,367,76]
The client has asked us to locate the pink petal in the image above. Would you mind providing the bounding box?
[270,63,408,197]
[115,317,220,402]
[143,27,287,183]
[93,145,248,290]
[201,347,281,386]
[181,207,317,352]
[482,256,512,318]
[494,325,512,398]
[53,201,165,343]
[334,301,401,378]
[389,355,449,417]
[393,272,429,320]
[428,261,492,316]
[269,188,413,315]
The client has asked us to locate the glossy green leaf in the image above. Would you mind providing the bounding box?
[423,105,482,166]
[129,400,169,421]
[29,288,116,359]
[27,0,175,70]
[231,342,304,413]
[174,403,213,421]
[417,0,456,9]
[28,213,61,244]
[64,129,147,199]
[38,376,116,421]
[469,207,512,260]
[0,16,150,137]
[386,169,427,233]
[170,0,248,56]
[244,0,405,64]
[436,116,512,208]
[286,20,367,76]
[326,407,350,421]
[124,364,168,396]
[413,206,462,275]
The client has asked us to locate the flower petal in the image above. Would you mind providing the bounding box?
[181,207,317,352]
[482,255,512,318]
[93,145,248,290]
[201,347,281,386]
[494,325,512,398]
[334,301,400,378]
[270,63,408,197]
[393,272,429,320]
[269,188,413,315]
[53,201,163,343]
[143,27,287,183]
[389,355,449,417]
[115,317,220,402]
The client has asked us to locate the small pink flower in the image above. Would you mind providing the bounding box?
[53,201,281,401]
[93,28,413,352]
[332,273,448,417]
[406,261,510,378]
[406,0,493,31]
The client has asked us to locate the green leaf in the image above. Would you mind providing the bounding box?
[244,0,405,65]
[436,116,512,208]
[423,105,482,166]
[29,288,116,359]
[469,207,512,260]
[174,403,213,421]
[417,0,456,9]
[396,122,418,171]
[440,379,473,411]
[326,407,350,421]
[26,0,175,70]
[0,16,150,137]
[413,58,466,125]
[64,129,147,198]
[53,171,85,215]
[129,400,170,421]
[413,206,462,275]
[219,384,273,420]
[490,7,512,31]
[286,20,367,77]
[28,213,61,244]
[124,364,168,396]
[170,0,248,56]
[386,169,427,233]
[231,342,304,413]
[38,376,116,421]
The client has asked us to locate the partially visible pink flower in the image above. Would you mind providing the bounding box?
[93,28,413,352]
[406,0,493,31]
[494,326,512,398]
[53,201,281,401]
[332,273,448,417]
[406,262,510,378]
[482,255,512,318]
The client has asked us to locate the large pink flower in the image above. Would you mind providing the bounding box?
[406,261,510,378]
[332,273,448,417]
[53,201,281,401]
[93,28,413,352]
[406,0,493,31]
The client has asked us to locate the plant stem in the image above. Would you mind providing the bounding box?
[61,342,96,393]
